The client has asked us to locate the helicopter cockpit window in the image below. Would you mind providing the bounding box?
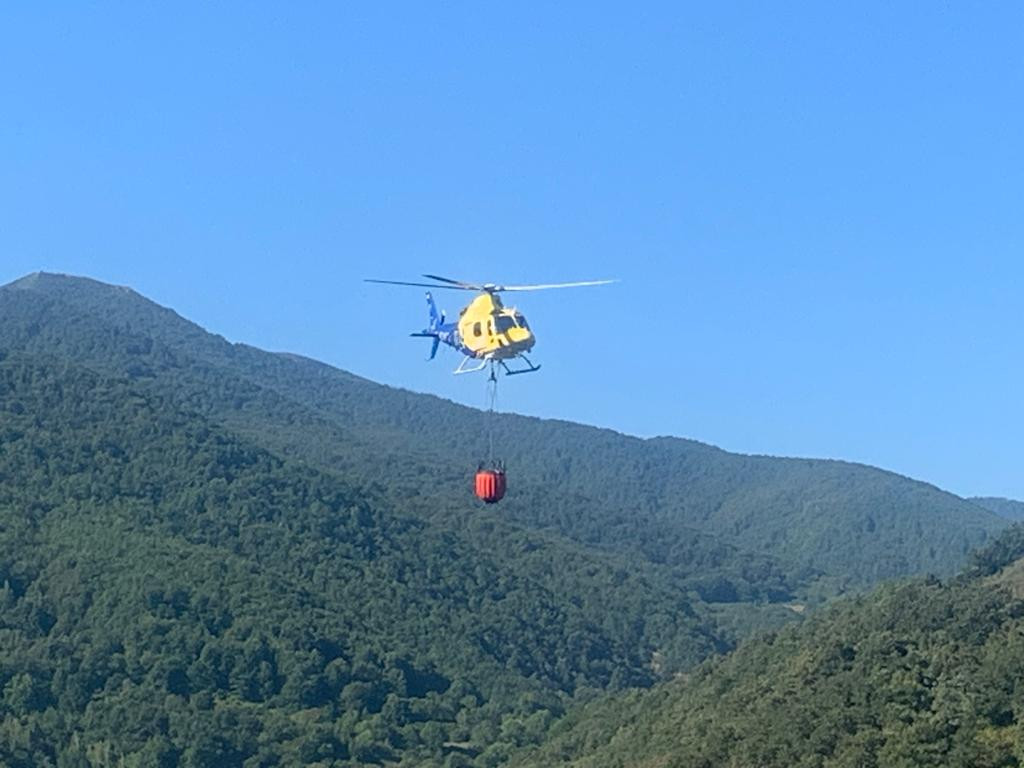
[515,314,529,329]
[473,322,482,337]
[495,315,516,333]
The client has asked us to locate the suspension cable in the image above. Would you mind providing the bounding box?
[486,361,498,464]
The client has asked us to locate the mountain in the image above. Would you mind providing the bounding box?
[0,348,728,766]
[0,272,1010,765]
[0,273,1006,593]
[516,525,1024,768]
[973,497,1024,522]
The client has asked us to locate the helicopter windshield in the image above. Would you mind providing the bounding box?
[495,315,517,333]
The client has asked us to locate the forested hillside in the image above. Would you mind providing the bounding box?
[0,273,1006,595]
[517,526,1024,768]
[0,354,727,766]
[0,272,1011,765]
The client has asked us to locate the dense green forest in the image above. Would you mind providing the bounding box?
[0,272,1013,765]
[516,528,1024,767]
[0,273,1005,596]
[0,352,748,765]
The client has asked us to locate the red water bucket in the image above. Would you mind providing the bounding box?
[474,468,507,503]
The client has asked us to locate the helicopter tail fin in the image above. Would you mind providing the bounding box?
[425,291,444,330]
[409,292,446,361]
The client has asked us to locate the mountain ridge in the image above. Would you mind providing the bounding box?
[0,271,1006,593]
[972,496,1024,522]
[0,270,1013,765]
[0,271,993,482]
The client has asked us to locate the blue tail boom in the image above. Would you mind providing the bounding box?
[410,292,461,361]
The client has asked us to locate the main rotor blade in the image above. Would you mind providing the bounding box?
[421,274,485,290]
[499,279,617,291]
[367,276,617,292]
[364,279,476,291]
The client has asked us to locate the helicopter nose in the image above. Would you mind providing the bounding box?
[508,327,531,344]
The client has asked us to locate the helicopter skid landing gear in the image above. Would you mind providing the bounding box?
[499,355,541,376]
[454,356,489,375]
[454,355,541,376]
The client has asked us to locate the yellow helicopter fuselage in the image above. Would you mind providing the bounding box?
[366,273,611,375]
[457,293,535,360]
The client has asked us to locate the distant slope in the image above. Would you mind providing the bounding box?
[517,526,1024,768]
[972,496,1024,522]
[0,273,1007,595]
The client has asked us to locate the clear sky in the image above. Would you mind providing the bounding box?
[2,4,1022,499]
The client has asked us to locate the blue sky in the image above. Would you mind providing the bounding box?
[2,4,1022,498]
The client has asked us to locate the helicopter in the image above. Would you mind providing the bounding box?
[365,274,615,375]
